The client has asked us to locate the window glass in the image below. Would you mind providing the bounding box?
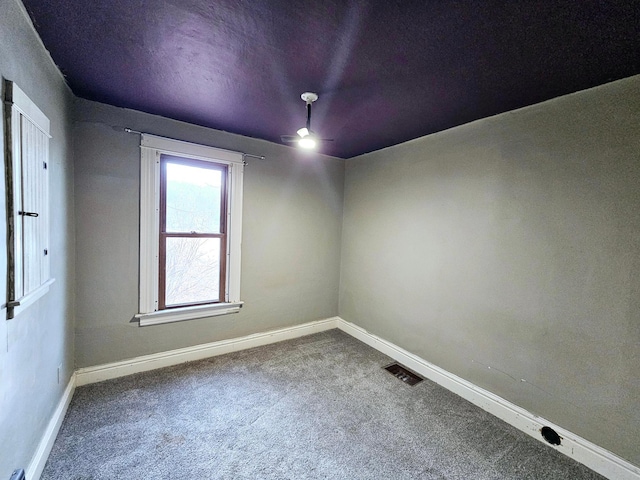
[165,160,223,234]
[159,155,227,309]
[165,237,221,306]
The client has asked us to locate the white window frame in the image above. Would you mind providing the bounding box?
[135,134,244,326]
[3,80,54,320]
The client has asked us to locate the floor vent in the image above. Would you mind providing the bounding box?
[384,363,423,386]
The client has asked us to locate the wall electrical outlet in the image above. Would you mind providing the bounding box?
[10,468,25,480]
[57,364,62,384]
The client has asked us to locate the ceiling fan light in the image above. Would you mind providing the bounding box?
[298,137,317,149]
[297,127,310,138]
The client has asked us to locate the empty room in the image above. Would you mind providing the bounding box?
[1,0,639,478]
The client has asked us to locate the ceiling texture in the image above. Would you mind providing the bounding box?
[21,0,640,158]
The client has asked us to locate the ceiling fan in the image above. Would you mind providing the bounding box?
[281,92,333,149]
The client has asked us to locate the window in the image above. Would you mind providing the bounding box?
[3,80,54,319]
[136,134,244,326]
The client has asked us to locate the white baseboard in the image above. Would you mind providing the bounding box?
[26,373,76,480]
[76,317,339,386]
[336,317,639,480]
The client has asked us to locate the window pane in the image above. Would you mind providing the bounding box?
[165,160,222,233]
[165,237,220,306]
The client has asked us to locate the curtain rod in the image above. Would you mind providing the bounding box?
[124,128,266,161]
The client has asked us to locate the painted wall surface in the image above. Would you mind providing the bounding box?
[340,76,640,466]
[73,98,344,367]
[0,0,75,477]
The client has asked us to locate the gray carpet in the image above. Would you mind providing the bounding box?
[42,330,605,479]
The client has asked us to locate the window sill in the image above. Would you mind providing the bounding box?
[7,278,56,319]
[135,301,243,327]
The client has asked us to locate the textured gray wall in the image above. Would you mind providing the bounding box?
[0,0,75,477]
[340,76,640,466]
[73,99,344,367]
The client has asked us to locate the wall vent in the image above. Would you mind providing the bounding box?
[384,363,423,386]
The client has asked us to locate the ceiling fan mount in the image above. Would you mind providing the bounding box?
[300,92,318,104]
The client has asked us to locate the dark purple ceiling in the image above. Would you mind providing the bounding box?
[22,0,640,158]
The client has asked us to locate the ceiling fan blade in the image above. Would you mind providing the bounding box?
[281,135,334,144]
